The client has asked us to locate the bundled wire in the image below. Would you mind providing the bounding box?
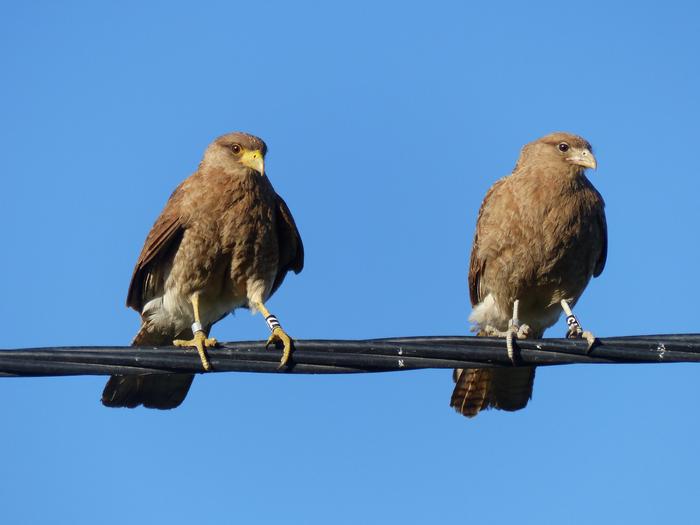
[0,334,698,377]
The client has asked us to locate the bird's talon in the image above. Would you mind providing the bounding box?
[483,324,509,338]
[506,323,528,364]
[565,325,597,353]
[517,324,531,339]
[583,331,597,352]
[278,349,290,369]
[173,330,217,371]
[506,330,517,365]
[566,326,583,339]
[266,327,293,368]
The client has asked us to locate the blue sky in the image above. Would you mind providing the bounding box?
[1,1,699,523]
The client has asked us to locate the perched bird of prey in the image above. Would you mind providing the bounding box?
[451,132,606,417]
[102,132,304,409]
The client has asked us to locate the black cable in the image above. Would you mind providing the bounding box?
[0,334,698,377]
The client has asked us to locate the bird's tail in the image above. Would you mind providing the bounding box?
[101,326,194,410]
[450,330,537,417]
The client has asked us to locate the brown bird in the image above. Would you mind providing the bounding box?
[451,132,606,417]
[102,132,304,409]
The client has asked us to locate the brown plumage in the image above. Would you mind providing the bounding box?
[451,132,606,417]
[102,132,304,409]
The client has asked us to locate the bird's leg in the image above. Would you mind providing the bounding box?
[482,301,530,363]
[173,293,217,371]
[504,299,531,364]
[255,302,293,369]
[560,299,596,352]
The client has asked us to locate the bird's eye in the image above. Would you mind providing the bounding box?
[558,143,570,152]
[230,144,242,155]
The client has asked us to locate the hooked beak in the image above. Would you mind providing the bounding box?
[568,148,597,170]
[241,149,265,176]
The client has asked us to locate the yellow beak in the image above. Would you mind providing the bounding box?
[241,149,265,176]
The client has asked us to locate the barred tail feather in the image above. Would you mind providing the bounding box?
[450,329,537,417]
[450,367,535,417]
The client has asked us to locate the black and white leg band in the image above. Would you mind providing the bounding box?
[265,315,281,332]
[560,300,582,331]
[565,315,581,329]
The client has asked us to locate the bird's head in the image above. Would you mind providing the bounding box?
[518,132,596,174]
[202,132,267,176]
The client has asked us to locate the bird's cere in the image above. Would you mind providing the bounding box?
[241,149,265,176]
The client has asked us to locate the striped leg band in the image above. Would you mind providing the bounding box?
[265,315,281,331]
[565,315,580,328]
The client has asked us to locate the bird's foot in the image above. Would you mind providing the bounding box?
[515,323,531,339]
[566,325,597,353]
[266,326,293,369]
[174,331,217,371]
[506,322,531,364]
[482,325,510,338]
[482,322,530,364]
[561,300,596,353]
[503,299,530,364]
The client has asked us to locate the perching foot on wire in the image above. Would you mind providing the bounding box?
[560,299,596,352]
[173,293,217,371]
[266,326,293,368]
[484,299,530,364]
[174,327,217,371]
[506,299,531,364]
[255,301,294,369]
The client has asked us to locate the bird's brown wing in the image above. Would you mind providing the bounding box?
[593,204,607,278]
[468,240,484,306]
[126,182,187,311]
[269,193,304,296]
[455,176,535,418]
[468,178,507,305]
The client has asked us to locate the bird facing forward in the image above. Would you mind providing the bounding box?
[102,132,304,409]
[451,132,606,417]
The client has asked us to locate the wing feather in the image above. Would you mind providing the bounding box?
[593,205,607,278]
[270,193,304,297]
[126,182,187,311]
[468,178,507,305]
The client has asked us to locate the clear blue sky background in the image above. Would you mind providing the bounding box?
[1,1,699,523]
